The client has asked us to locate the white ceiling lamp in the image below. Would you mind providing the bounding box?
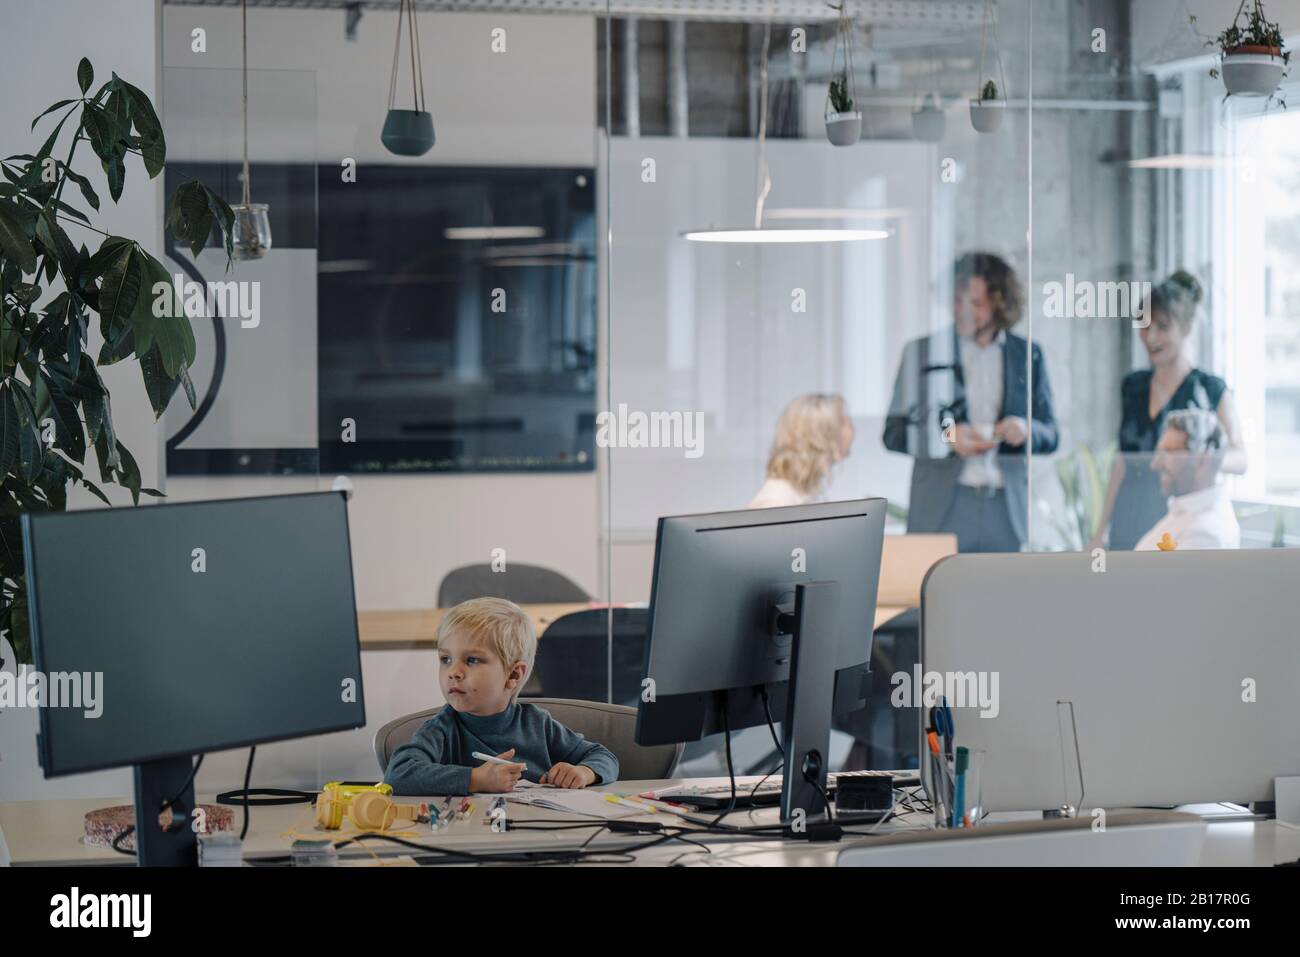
[683,228,887,243]
[682,20,889,246]
[1126,154,1240,170]
[444,226,545,240]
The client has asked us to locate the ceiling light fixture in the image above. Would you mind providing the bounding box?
[683,21,887,245]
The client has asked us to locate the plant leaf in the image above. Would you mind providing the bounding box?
[96,242,142,341]
[78,58,94,94]
[80,235,132,282]
[0,386,20,479]
[167,181,215,259]
[138,343,182,419]
[62,164,100,212]
[114,439,141,504]
[31,99,78,133]
[179,363,196,410]
[105,151,126,203]
[0,202,38,273]
[38,368,86,463]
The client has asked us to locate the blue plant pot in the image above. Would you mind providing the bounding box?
[381,109,435,156]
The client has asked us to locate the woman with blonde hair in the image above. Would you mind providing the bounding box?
[749,393,855,508]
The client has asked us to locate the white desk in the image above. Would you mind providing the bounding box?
[3,779,1298,867]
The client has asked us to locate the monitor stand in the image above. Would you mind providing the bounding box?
[778,580,841,836]
[133,756,198,866]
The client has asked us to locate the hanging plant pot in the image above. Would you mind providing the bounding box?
[381,109,436,156]
[383,0,434,157]
[1220,46,1285,96]
[911,98,946,142]
[231,203,273,260]
[970,1,1007,135]
[969,98,1005,133]
[825,110,862,147]
[233,0,270,260]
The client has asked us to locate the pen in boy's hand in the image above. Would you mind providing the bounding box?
[472,750,526,769]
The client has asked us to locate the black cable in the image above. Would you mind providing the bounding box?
[759,687,785,759]
[811,774,836,823]
[215,787,315,807]
[162,754,203,810]
[110,825,136,857]
[239,746,255,840]
[748,763,784,804]
[707,691,737,828]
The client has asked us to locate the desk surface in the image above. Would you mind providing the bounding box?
[358,605,910,649]
[4,779,1297,867]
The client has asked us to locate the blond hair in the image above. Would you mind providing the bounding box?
[437,597,537,696]
[764,393,850,497]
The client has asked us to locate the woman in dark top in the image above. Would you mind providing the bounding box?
[1092,271,1246,550]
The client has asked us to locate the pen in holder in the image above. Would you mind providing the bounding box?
[932,746,986,828]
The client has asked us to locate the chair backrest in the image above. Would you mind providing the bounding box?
[529,608,648,706]
[437,563,589,607]
[373,697,682,783]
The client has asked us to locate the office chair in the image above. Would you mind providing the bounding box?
[526,608,648,706]
[373,698,683,782]
[437,563,589,607]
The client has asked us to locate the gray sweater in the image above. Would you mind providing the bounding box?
[383,701,620,796]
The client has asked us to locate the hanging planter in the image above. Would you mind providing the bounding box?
[824,3,862,147]
[231,0,271,260]
[969,81,1005,133]
[382,0,435,156]
[1199,1,1290,102]
[912,93,946,142]
[969,0,1007,134]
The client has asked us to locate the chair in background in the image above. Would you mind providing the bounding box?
[838,534,956,770]
[436,562,589,607]
[373,697,682,781]
[527,608,648,707]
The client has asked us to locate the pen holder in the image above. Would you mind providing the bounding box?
[931,747,986,829]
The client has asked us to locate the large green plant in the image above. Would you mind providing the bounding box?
[0,59,232,664]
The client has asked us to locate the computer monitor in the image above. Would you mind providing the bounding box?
[22,491,365,865]
[635,498,886,824]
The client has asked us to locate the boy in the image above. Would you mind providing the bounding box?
[383,597,620,795]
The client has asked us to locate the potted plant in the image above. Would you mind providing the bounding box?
[826,72,862,146]
[823,2,862,147]
[1196,1,1290,103]
[969,79,1005,133]
[912,92,946,142]
[970,0,1007,133]
[0,58,231,664]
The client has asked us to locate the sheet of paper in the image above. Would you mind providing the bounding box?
[505,788,646,820]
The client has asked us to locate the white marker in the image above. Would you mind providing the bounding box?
[472,751,526,769]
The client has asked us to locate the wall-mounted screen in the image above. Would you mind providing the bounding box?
[163,163,597,476]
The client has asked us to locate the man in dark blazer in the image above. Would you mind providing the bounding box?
[883,252,1058,552]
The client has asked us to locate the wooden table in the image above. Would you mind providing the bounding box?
[357,604,909,649]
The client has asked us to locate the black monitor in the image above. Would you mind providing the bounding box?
[635,498,885,825]
[22,491,365,865]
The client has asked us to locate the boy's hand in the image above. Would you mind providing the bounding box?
[542,763,597,789]
[469,749,526,793]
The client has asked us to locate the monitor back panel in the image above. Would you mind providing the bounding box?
[24,492,365,776]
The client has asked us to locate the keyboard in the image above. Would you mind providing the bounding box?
[669,769,921,810]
